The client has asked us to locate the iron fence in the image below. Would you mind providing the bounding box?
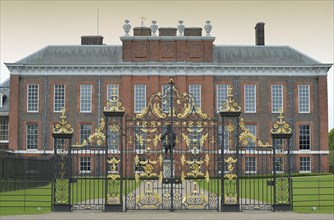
[292,178,334,212]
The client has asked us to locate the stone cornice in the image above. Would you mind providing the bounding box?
[5,63,331,76]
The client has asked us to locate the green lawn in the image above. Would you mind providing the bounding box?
[1,175,333,215]
[199,175,334,214]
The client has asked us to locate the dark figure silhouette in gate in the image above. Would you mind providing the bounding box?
[160,124,176,155]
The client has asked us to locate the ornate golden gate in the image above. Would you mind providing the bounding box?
[124,80,219,211]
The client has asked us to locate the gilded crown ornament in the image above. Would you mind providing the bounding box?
[271,108,292,134]
[53,108,74,134]
[218,86,241,112]
[104,86,125,112]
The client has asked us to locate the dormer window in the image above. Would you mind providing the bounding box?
[0,93,6,107]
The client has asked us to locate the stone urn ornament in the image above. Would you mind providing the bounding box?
[150,20,158,36]
[177,20,185,36]
[204,20,212,36]
[123,19,131,36]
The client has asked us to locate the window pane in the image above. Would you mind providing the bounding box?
[216,84,228,112]
[271,85,283,113]
[244,84,256,113]
[80,85,92,112]
[27,85,39,112]
[300,157,311,172]
[189,84,201,109]
[299,125,310,150]
[134,84,146,113]
[26,124,38,150]
[54,84,65,112]
[107,84,119,101]
[0,120,8,141]
[245,157,256,173]
[298,85,310,113]
[80,157,91,173]
[245,125,256,148]
[80,125,92,144]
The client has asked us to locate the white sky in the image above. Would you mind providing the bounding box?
[0,0,333,129]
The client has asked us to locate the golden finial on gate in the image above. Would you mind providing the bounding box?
[218,85,241,112]
[53,108,74,134]
[271,108,292,134]
[104,86,125,112]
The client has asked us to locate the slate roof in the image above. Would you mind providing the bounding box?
[12,45,322,66]
[0,79,10,114]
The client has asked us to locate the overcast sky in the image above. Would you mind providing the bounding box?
[0,0,333,129]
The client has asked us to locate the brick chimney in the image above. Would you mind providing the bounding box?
[255,22,265,46]
[120,21,215,62]
[81,36,104,45]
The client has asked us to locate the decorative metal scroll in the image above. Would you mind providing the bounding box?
[54,146,69,204]
[218,86,241,113]
[135,155,163,182]
[73,118,106,147]
[53,108,74,134]
[271,108,292,134]
[106,157,121,204]
[135,180,162,209]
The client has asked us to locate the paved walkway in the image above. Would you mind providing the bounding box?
[1,210,333,220]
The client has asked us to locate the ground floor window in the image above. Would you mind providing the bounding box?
[299,157,311,173]
[80,157,91,173]
[245,157,256,174]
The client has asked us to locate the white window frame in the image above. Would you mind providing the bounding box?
[299,125,311,151]
[26,124,38,151]
[80,157,91,174]
[0,119,9,143]
[54,84,65,112]
[244,84,256,113]
[27,84,39,112]
[107,84,119,101]
[80,84,92,113]
[0,94,3,107]
[298,85,310,113]
[189,84,201,109]
[134,84,146,113]
[271,85,283,113]
[216,84,228,112]
[245,124,256,148]
[162,84,170,113]
[80,124,92,144]
[245,157,257,174]
[299,157,311,173]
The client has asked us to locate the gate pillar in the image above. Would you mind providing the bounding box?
[52,108,74,212]
[103,88,125,212]
[219,86,241,212]
[271,109,292,211]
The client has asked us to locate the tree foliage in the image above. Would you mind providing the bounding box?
[329,128,334,150]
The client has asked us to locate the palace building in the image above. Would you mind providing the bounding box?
[4,20,332,174]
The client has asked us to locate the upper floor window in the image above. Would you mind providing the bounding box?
[134,126,146,154]
[245,124,256,148]
[162,84,170,112]
[0,119,8,143]
[54,84,65,112]
[80,124,92,144]
[107,84,119,101]
[189,84,201,109]
[298,85,310,113]
[134,84,146,113]
[26,124,38,150]
[80,84,92,112]
[244,84,256,113]
[299,157,311,173]
[27,84,39,112]
[271,85,283,113]
[299,125,311,150]
[0,93,4,107]
[216,84,228,112]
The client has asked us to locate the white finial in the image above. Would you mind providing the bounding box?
[204,20,212,36]
[150,20,158,36]
[177,20,185,36]
[123,19,131,36]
